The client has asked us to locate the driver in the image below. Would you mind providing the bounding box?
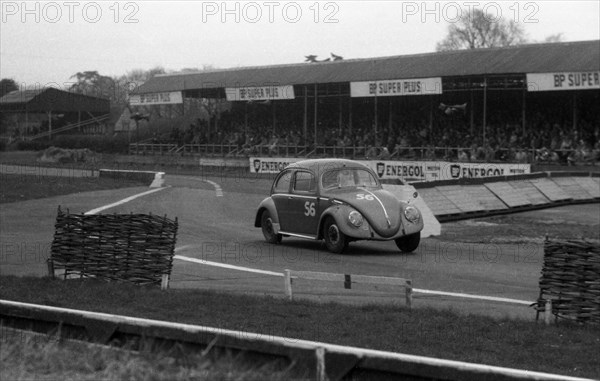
[338,169,354,187]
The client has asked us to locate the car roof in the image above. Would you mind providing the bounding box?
[287,159,371,176]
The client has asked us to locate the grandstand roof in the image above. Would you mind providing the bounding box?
[135,40,600,94]
[0,87,110,113]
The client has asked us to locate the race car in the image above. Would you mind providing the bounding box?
[254,158,423,253]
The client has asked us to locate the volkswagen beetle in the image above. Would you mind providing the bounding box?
[254,159,423,253]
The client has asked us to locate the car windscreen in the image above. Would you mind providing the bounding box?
[321,168,380,190]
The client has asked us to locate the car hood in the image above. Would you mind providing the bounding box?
[326,188,402,238]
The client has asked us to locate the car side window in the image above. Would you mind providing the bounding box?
[273,170,292,193]
[356,170,379,187]
[293,171,316,193]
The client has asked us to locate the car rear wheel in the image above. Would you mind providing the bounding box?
[395,232,420,253]
[261,210,282,244]
[323,218,348,254]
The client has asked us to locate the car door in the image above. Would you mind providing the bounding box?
[271,169,293,231]
[287,170,320,236]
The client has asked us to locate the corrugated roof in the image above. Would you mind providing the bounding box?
[0,89,45,104]
[135,40,600,94]
[0,88,110,113]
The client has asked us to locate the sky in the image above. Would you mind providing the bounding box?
[1,0,599,88]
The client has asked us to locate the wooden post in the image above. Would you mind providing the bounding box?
[161,274,170,290]
[284,269,293,300]
[469,89,474,135]
[316,347,327,381]
[338,94,343,135]
[244,102,248,136]
[303,86,308,146]
[47,259,55,278]
[522,87,526,137]
[482,77,487,143]
[374,95,378,136]
[572,92,578,133]
[544,299,552,325]
[405,280,413,309]
[313,84,318,148]
[272,100,276,134]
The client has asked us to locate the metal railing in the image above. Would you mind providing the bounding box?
[126,142,599,165]
[26,114,111,140]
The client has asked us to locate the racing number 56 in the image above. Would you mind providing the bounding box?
[304,201,316,216]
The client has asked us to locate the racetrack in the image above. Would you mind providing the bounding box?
[2,172,599,321]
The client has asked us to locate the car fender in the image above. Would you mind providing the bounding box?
[254,197,280,229]
[317,204,366,239]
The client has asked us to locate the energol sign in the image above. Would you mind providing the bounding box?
[249,158,530,182]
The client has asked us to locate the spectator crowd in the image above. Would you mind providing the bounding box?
[158,100,599,165]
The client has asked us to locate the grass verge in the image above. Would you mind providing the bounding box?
[0,327,294,381]
[0,174,148,204]
[1,276,599,379]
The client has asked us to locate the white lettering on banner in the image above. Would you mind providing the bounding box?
[250,158,297,173]
[129,91,183,105]
[226,86,295,101]
[527,72,600,92]
[350,77,442,97]
[249,158,531,181]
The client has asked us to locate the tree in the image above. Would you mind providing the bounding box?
[113,66,167,106]
[69,71,115,100]
[0,78,19,98]
[436,8,527,51]
[0,78,19,129]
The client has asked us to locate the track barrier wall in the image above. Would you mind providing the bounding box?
[409,172,600,222]
[0,300,594,381]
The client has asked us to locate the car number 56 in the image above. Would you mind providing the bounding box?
[356,194,374,201]
[304,201,316,216]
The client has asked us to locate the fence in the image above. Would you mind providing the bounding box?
[536,238,600,324]
[126,142,598,165]
[49,207,178,287]
[284,269,413,308]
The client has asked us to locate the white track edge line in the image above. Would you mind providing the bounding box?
[84,187,167,215]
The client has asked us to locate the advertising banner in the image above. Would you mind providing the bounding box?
[527,72,600,91]
[225,85,295,101]
[249,157,530,183]
[350,77,442,97]
[129,91,183,106]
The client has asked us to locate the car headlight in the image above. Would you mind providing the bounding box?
[348,210,363,227]
[404,206,420,223]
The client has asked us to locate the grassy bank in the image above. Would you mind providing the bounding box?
[1,276,598,379]
[0,174,148,204]
[0,328,294,381]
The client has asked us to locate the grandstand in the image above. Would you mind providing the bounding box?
[0,88,111,142]
[132,40,599,165]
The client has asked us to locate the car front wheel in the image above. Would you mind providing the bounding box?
[261,210,282,244]
[323,218,348,254]
[395,232,420,253]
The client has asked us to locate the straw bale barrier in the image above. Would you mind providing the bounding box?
[50,207,178,286]
[537,238,600,324]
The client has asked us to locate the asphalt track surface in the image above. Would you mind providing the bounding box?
[2,172,599,321]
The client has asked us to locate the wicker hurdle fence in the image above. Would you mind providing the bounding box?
[536,238,600,324]
[49,207,178,288]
